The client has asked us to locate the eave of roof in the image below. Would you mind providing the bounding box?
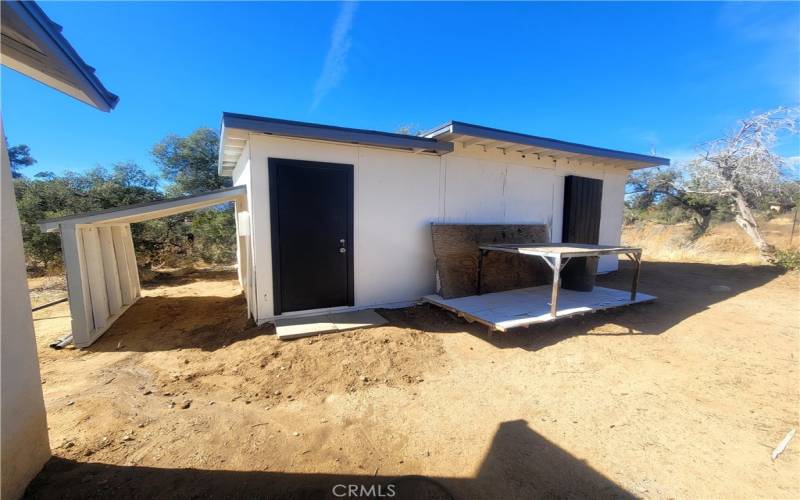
[39,186,246,232]
[424,121,670,169]
[219,112,453,175]
[1,1,119,111]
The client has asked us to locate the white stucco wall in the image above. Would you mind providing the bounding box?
[1,126,51,499]
[233,135,631,324]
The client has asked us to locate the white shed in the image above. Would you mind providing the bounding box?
[219,113,668,328]
[44,112,668,346]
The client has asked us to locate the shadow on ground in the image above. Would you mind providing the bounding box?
[85,261,782,354]
[25,419,632,500]
[380,261,785,351]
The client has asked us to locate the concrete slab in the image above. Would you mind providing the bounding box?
[331,309,388,331]
[275,309,388,340]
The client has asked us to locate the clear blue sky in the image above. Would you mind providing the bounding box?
[2,1,799,180]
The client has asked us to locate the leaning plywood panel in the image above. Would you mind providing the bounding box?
[431,224,551,298]
[123,225,141,298]
[81,227,110,330]
[98,226,122,315]
[60,224,93,344]
[111,225,134,305]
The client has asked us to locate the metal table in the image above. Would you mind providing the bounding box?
[477,243,643,318]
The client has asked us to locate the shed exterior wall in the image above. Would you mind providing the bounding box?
[1,129,50,500]
[242,135,630,325]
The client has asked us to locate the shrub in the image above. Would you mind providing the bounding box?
[769,249,800,271]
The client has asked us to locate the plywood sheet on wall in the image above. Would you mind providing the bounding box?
[431,224,551,298]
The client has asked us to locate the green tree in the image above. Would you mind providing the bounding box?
[7,143,37,178]
[14,163,163,269]
[627,167,725,240]
[151,127,230,196]
[151,127,236,265]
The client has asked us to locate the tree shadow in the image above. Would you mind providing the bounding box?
[25,420,632,499]
[381,261,785,351]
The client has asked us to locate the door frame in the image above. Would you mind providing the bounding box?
[268,157,354,315]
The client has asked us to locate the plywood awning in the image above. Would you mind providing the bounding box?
[39,185,247,232]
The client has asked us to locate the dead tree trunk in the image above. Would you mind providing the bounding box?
[689,208,713,241]
[731,191,774,260]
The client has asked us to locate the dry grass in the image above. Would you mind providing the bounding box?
[622,213,799,265]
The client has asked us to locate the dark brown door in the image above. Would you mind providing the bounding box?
[269,158,354,314]
[561,175,603,291]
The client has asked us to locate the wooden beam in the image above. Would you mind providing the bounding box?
[123,225,141,298]
[59,223,92,345]
[111,226,134,305]
[80,227,110,330]
[98,226,122,316]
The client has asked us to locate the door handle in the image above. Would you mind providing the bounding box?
[339,247,347,254]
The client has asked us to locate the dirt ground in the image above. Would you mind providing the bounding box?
[24,262,799,499]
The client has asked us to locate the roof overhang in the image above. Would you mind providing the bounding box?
[1,0,119,111]
[424,121,669,170]
[219,112,453,176]
[39,186,247,232]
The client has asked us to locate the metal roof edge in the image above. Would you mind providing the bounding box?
[221,112,454,154]
[7,1,119,111]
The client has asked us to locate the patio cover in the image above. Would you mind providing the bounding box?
[39,185,247,347]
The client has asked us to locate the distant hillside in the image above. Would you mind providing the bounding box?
[622,213,799,265]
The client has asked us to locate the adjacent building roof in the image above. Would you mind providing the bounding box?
[423,121,669,169]
[1,1,119,111]
[39,186,246,232]
[219,112,669,175]
[219,113,453,175]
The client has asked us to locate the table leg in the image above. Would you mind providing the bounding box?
[550,254,561,318]
[476,249,487,295]
[630,253,641,301]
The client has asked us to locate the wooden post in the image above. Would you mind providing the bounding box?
[60,223,92,345]
[111,225,133,305]
[122,225,140,298]
[98,226,122,315]
[476,249,486,295]
[550,254,561,318]
[81,227,109,330]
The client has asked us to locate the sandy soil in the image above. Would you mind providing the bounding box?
[25,262,799,499]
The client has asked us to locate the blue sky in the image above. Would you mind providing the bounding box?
[2,1,799,180]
